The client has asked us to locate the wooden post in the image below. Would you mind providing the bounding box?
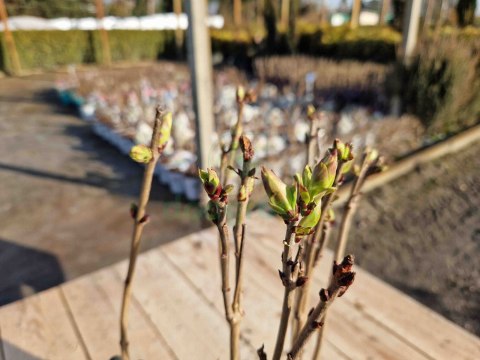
[401,0,421,64]
[185,0,215,206]
[422,0,434,35]
[146,0,157,15]
[281,0,290,29]
[434,0,447,35]
[173,0,183,59]
[256,0,264,27]
[350,0,362,29]
[95,0,111,66]
[233,0,242,26]
[379,0,390,25]
[0,0,21,75]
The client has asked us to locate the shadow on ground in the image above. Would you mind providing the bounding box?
[0,238,64,306]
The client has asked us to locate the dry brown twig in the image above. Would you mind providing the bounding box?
[118,107,172,360]
[288,255,356,360]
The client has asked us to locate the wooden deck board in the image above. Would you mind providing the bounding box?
[0,288,86,360]
[248,212,480,360]
[61,266,176,360]
[113,251,257,360]
[161,218,431,360]
[0,211,479,360]
[160,230,349,360]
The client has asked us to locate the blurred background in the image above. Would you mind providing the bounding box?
[0,0,479,338]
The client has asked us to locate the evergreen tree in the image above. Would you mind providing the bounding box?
[456,0,476,26]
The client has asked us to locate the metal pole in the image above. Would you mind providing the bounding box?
[185,0,215,206]
[95,0,111,66]
[0,0,21,75]
[401,0,422,64]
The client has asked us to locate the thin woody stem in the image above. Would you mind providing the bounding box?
[214,207,243,360]
[288,287,342,359]
[272,221,298,360]
[289,255,356,359]
[217,221,235,322]
[231,138,254,358]
[221,101,244,186]
[334,155,369,263]
[312,153,372,359]
[291,162,345,341]
[232,224,246,311]
[119,107,166,360]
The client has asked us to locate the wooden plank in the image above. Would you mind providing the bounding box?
[159,228,350,359]
[113,250,257,359]
[0,288,86,360]
[61,266,175,360]
[247,231,431,360]
[162,219,430,359]
[249,212,480,360]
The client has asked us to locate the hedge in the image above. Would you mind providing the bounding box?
[2,26,476,73]
[297,25,402,62]
[1,27,404,73]
[91,30,175,64]
[402,35,480,135]
[1,30,91,71]
[0,30,177,73]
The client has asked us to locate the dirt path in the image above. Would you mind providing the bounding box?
[0,74,203,305]
[343,140,480,335]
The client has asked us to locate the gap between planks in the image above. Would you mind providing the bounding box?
[57,288,92,360]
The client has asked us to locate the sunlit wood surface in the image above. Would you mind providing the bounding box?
[1,211,479,360]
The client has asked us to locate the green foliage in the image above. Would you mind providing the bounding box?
[3,30,91,71]
[210,29,255,61]
[456,0,477,27]
[297,25,401,63]
[6,26,475,73]
[0,30,175,72]
[403,36,480,135]
[91,30,171,63]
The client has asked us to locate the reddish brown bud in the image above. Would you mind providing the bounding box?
[138,214,150,224]
[257,344,267,360]
[245,89,257,103]
[130,203,138,219]
[311,321,324,329]
[319,288,330,302]
[240,135,254,162]
[337,272,356,288]
[296,276,309,287]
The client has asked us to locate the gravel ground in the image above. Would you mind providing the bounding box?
[342,140,480,335]
[0,73,203,305]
